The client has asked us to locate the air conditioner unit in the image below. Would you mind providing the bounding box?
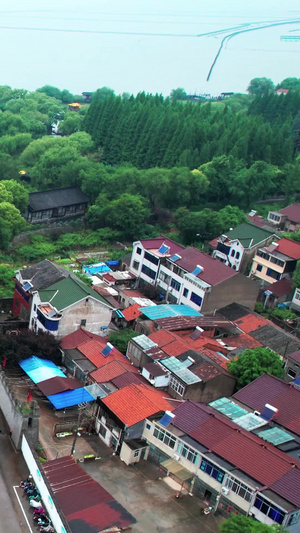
[221,487,230,495]
[173,454,180,461]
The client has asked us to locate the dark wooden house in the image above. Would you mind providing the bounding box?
[24,187,89,223]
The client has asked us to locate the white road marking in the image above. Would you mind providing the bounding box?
[13,486,34,533]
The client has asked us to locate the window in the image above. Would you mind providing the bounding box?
[231,249,235,257]
[256,264,263,272]
[294,290,300,301]
[257,250,270,261]
[133,260,140,270]
[136,247,142,255]
[80,319,86,326]
[266,268,281,281]
[190,292,203,307]
[144,251,159,266]
[236,251,240,259]
[169,376,185,396]
[183,288,189,298]
[34,304,37,311]
[200,458,225,483]
[269,213,280,222]
[159,272,170,284]
[141,265,156,280]
[225,476,254,502]
[146,423,151,430]
[254,495,285,525]
[134,449,140,458]
[153,426,176,449]
[287,367,297,379]
[178,442,199,464]
[270,257,284,267]
[171,279,181,292]
[99,424,107,438]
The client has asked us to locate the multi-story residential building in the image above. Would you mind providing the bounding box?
[210,222,278,273]
[141,398,300,531]
[130,237,259,312]
[130,236,185,289]
[267,203,300,233]
[250,238,300,287]
[13,260,114,338]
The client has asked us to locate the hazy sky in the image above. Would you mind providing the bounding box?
[1,0,299,95]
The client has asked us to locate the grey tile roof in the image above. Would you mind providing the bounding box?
[18,259,70,290]
[28,187,89,212]
[250,324,300,356]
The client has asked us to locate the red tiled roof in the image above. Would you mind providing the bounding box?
[102,272,116,283]
[234,313,270,334]
[78,339,125,368]
[43,456,135,531]
[174,247,237,286]
[208,237,219,249]
[245,213,269,228]
[267,277,293,298]
[139,235,185,255]
[172,402,298,488]
[289,350,300,364]
[233,373,300,435]
[279,203,300,223]
[90,361,129,383]
[275,88,289,95]
[192,361,223,381]
[161,339,189,357]
[276,238,300,260]
[121,289,147,298]
[111,372,146,389]
[224,333,263,350]
[149,329,178,347]
[60,327,103,350]
[102,384,173,426]
[122,304,143,322]
[270,469,300,508]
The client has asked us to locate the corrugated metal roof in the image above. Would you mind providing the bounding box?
[139,304,201,320]
[19,356,65,384]
[48,387,95,409]
[43,456,135,532]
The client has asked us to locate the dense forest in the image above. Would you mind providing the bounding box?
[0,78,299,257]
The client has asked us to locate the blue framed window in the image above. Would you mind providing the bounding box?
[266,268,281,281]
[256,264,263,272]
[136,247,142,255]
[171,279,181,292]
[190,292,203,307]
[254,496,285,525]
[144,252,159,266]
[183,288,189,298]
[200,458,224,483]
[141,265,156,280]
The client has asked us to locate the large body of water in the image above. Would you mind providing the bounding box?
[1,0,300,96]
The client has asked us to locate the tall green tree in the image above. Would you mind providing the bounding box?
[220,514,287,532]
[247,78,275,96]
[227,348,284,390]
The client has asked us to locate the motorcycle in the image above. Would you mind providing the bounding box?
[37,517,51,527]
[40,525,55,533]
[29,493,41,502]
[33,507,45,517]
[20,475,33,487]
[34,512,48,521]
[30,499,43,509]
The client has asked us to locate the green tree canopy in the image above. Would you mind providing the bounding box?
[277,77,300,91]
[108,329,140,354]
[292,260,300,288]
[2,180,29,210]
[170,87,187,101]
[227,347,284,390]
[220,514,286,532]
[247,78,275,96]
[0,330,61,367]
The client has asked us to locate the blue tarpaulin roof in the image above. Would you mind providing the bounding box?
[48,387,95,409]
[139,304,202,320]
[20,356,65,384]
[83,263,112,275]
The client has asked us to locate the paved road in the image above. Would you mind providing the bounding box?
[0,413,31,532]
